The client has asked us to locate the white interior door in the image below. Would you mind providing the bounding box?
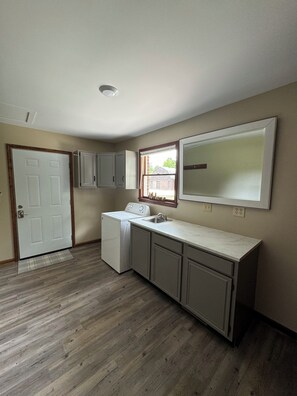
[12,149,72,259]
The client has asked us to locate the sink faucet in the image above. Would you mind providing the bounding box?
[157,213,167,222]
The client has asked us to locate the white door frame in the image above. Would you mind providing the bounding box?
[7,144,75,261]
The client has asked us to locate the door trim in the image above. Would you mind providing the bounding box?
[6,144,75,261]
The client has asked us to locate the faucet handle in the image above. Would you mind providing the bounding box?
[157,213,167,221]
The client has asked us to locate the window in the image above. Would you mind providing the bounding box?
[139,142,178,207]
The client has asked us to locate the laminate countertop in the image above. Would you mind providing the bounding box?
[129,217,261,262]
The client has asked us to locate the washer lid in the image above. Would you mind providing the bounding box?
[102,211,143,221]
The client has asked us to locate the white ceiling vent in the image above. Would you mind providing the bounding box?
[0,102,37,126]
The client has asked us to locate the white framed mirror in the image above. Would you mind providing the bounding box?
[179,117,277,209]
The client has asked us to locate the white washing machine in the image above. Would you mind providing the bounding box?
[101,202,150,273]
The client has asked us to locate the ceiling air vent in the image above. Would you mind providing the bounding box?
[0,102,37,125]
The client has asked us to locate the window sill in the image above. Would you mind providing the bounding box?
[139,197,178,208]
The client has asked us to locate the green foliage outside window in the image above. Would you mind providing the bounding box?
[163,158,176,168]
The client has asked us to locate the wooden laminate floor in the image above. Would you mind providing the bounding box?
[0,243,296,396]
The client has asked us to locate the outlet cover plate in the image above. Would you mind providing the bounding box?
[233,207,245,217]
[203,203,212,212]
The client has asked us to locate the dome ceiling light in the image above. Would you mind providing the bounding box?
[99,85,118,97]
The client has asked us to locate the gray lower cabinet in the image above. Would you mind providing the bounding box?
[151,232,183,301]
[130,224,259,343]
[181,259,232,337]
[151,244,182,301]
[130,225,150,279]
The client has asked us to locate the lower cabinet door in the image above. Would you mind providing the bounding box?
[182,259,232,337]
[151,244,182,301]
[130,226,151,279]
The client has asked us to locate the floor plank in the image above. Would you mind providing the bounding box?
[0,243,296,395]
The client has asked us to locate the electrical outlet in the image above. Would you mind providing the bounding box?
[203,203,212,212]
[233,207,245,217]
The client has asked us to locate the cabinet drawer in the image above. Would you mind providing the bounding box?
[187,245,234,276]
[153,233,183,254]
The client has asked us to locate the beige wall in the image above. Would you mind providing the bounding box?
[0,124,115,261]
[115,82,297,332]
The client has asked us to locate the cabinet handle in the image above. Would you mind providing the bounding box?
[113,176,115,182]
[122,176,124,182]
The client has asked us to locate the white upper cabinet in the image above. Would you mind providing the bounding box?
[74,150,138,189]
[115,150,138,189]
[115,152,125,188]
[74,151,97,188]
[97,150,138,189]
[97,153,115,188]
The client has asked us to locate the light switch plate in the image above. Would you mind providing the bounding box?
[233,207,245,217]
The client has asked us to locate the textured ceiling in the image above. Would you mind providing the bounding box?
[0,0,297,141]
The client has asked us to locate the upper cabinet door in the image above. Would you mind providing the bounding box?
[115,152,125,188]
[115,150,138,189]
[74,150,137,189]
[74,151,97,188]
[97,153,115,187]
[80,151,97,188]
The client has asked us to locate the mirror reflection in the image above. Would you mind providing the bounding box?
[179,118,276,209]
[183,130,265,201]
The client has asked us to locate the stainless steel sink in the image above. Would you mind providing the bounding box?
[143,216,172,224]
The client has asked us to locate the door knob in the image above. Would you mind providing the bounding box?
[17,210,28,218]
[18,210,24,218]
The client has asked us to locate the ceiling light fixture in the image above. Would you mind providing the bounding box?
[99,84,118,97]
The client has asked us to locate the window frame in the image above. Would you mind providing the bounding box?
[138,141,179,208]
